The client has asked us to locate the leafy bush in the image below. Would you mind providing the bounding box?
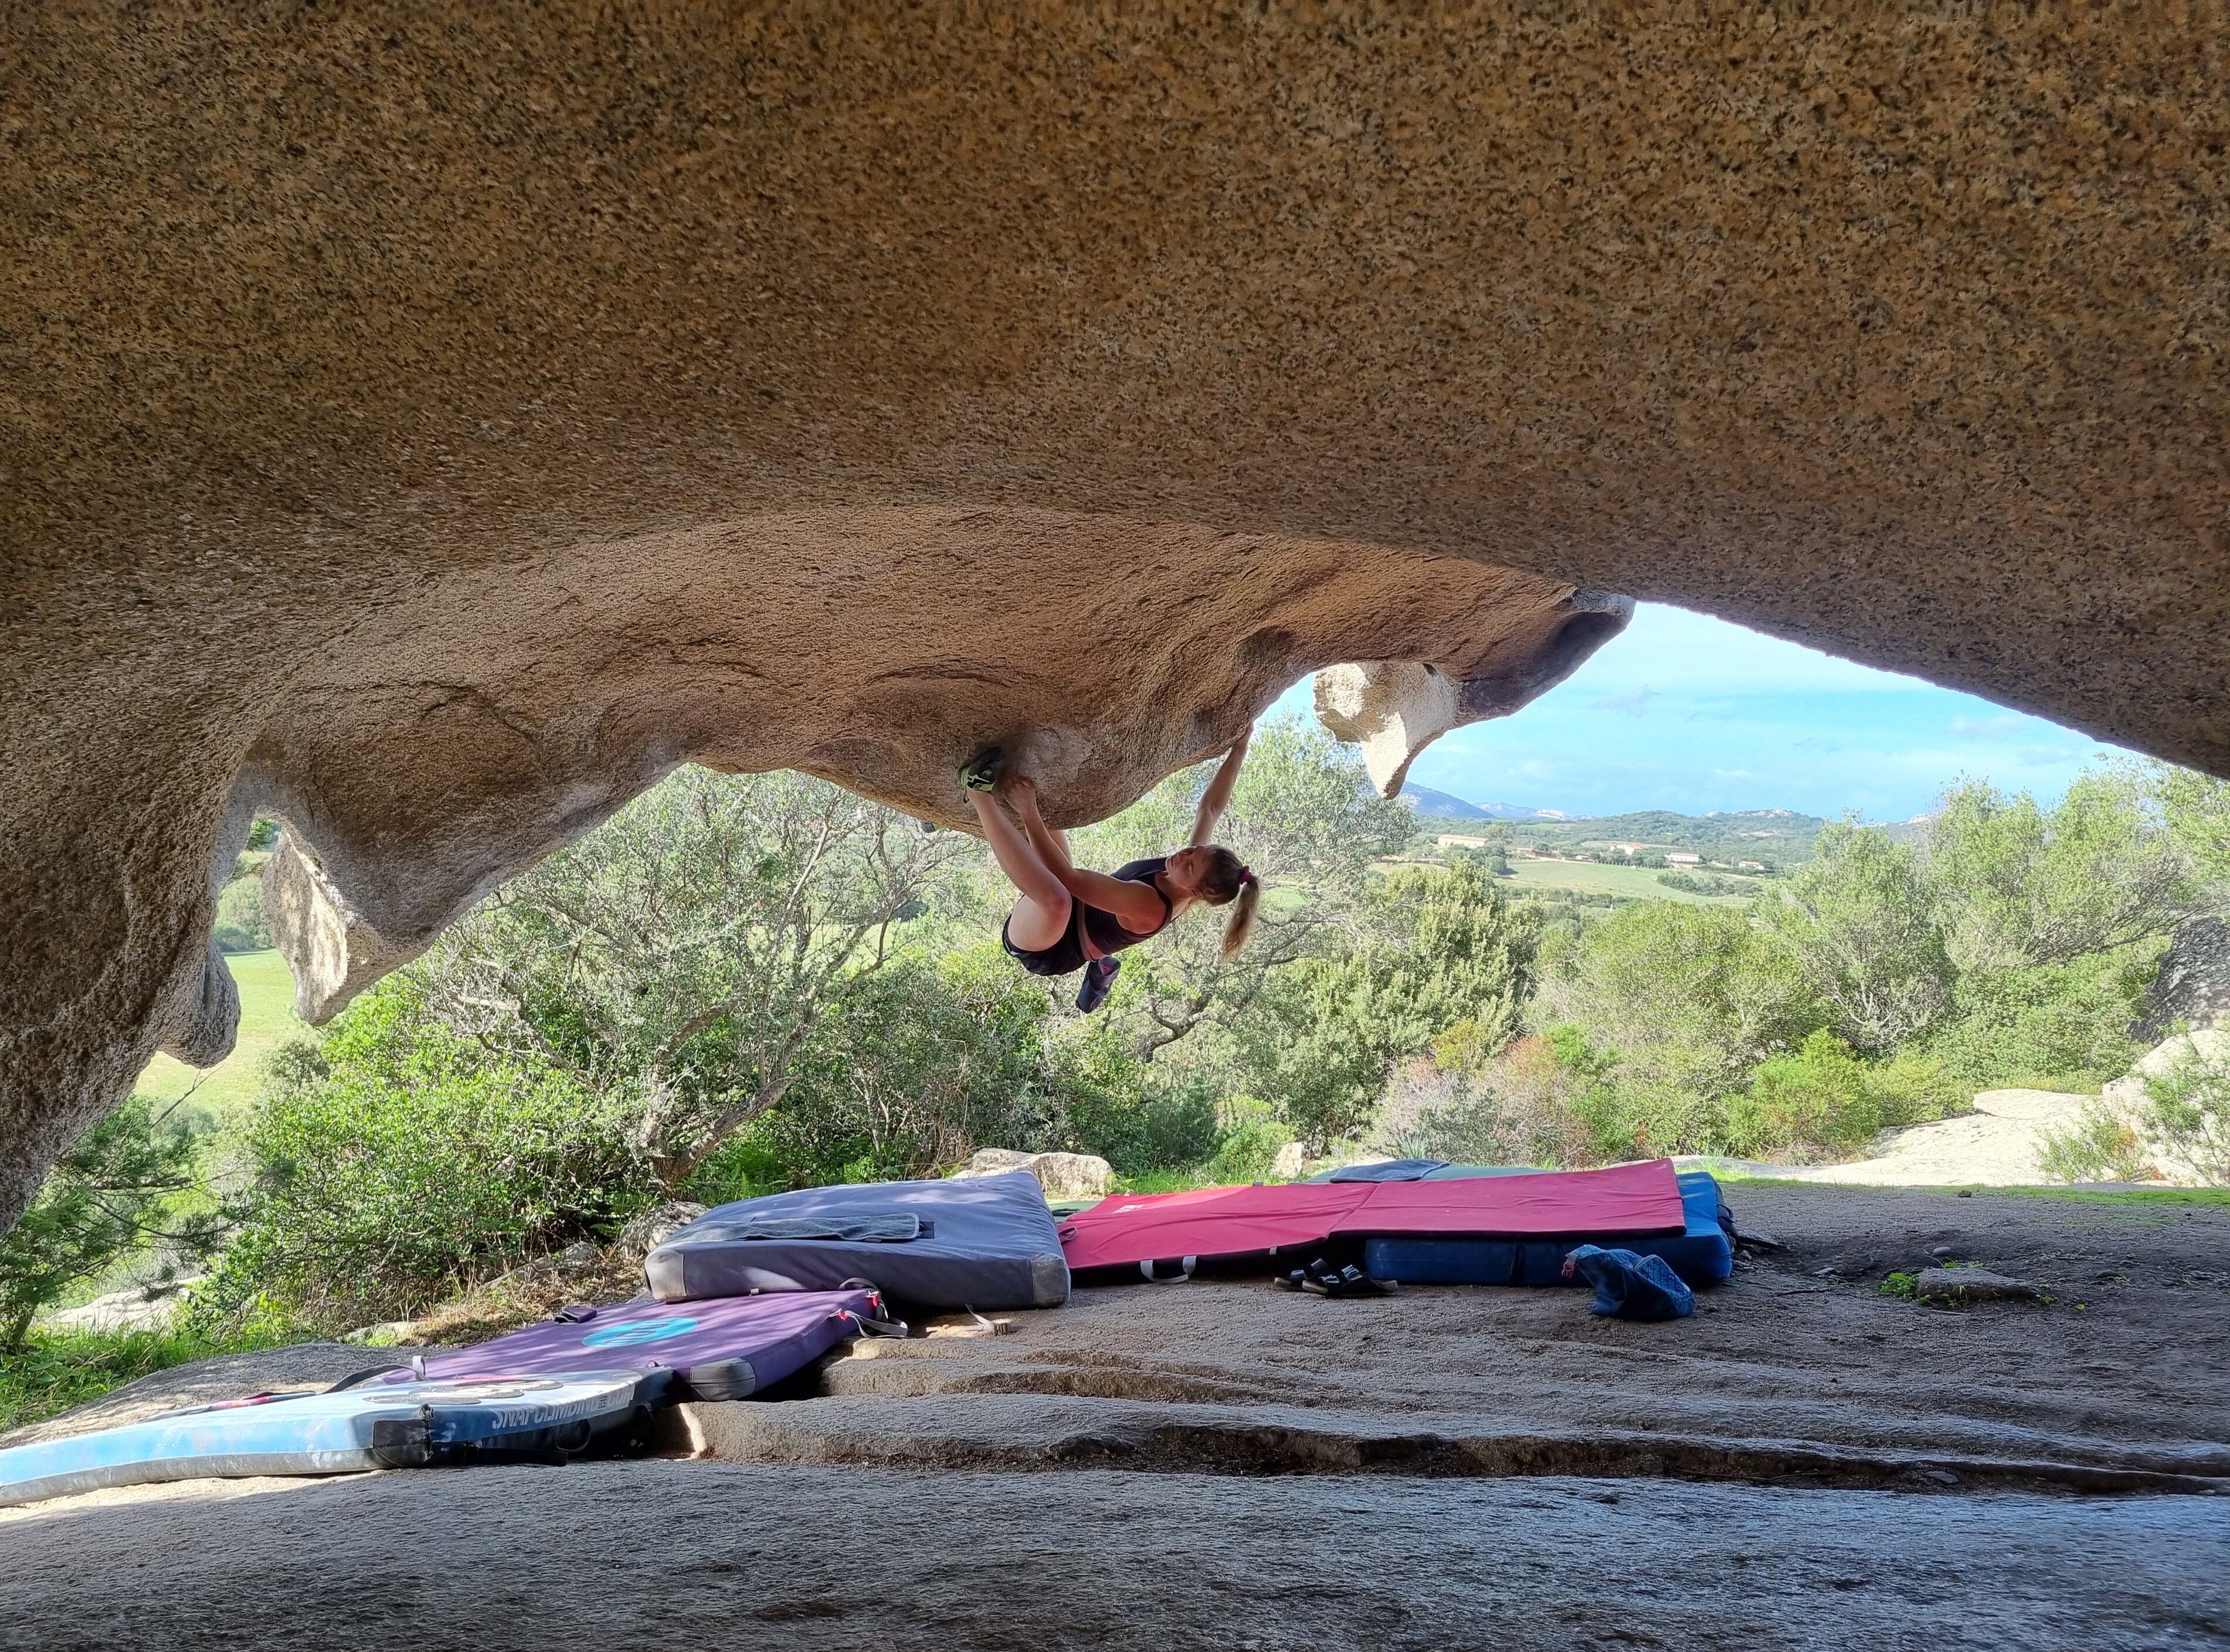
[2140,1042,2230,1186]
[1,1097,221,1351]
[1046,1028,1221,1175]
[211,875,271,954]
[1727,1031,1876,1160]
[743,948,1060,1185]
[1865,1049,1968,1129]
[1394,1034,1604,1168]
[1200,1104,1295,1183]
[1924,945,2156,1092]
[196,980,663,1331]
[2036,1104,2159,1185]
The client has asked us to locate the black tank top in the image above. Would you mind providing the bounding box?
[1081,857,1174,956]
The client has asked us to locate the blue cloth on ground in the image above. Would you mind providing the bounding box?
[1564,1244,1695,1321]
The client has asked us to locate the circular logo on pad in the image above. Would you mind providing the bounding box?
[581,1317,698,1347]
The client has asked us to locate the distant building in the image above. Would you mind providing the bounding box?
[1437,834,1488,849]
[1738,860,1766,871]
[1665,852,1702,866]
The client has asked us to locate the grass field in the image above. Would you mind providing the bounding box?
[1502,856,1753,906]
[134,949,304,1123]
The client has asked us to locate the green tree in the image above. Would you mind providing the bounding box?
[1075,718,1414,1059]
[1754,822,1954,1054]
[1367,862,1540,1060]
[0,1097,222,1350]
[1233,953,1409,1152]
[1923,944,2157,1090]
[198,982,661,1330]
[418,766,979,1184]
[1547,902,1823,1095]
[1926,774,2192,972]
[1537,901,1826,1153]
[2124,759,2230,894]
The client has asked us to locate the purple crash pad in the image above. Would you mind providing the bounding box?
[387,1288,886,1401]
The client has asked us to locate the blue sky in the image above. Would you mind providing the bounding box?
[1272,604,2123,822]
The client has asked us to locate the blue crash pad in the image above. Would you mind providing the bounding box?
[0,1369,657,1507]
[1360,1168,1735,1288]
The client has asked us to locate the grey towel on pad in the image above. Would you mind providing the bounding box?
[702,1213,928,1244]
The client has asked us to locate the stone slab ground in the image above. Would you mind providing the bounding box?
[5,1185,2226,1649]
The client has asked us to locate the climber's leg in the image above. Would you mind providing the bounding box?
[970,788,1072,951]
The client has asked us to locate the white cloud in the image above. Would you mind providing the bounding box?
[1950,712,2027,739]
[1590,687,1655,716]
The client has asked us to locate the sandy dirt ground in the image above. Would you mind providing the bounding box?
[5,1184,2226,1650]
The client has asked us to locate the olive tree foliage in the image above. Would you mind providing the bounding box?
[1072,718,1415,1059]
[1537,900,1824,1148]
[0,1094,222,1350]
[2130,759,2230,889]
[1925,774,2194,973]
[1235,862,1541,1151]
[412,766,980,1184]
[1753,822,1955,1055]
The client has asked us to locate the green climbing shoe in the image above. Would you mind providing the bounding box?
[958,746,1005,793]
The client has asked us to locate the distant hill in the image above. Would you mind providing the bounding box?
[1399,786,1568,822]
[1512,807,1831,866]
[1396,789,1901,866]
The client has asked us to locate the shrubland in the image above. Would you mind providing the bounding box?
[8,735,2226,1351]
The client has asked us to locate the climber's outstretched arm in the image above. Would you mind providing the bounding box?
[1190,726,1252,848]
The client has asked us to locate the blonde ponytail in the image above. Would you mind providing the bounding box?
[1220,871,1261,957]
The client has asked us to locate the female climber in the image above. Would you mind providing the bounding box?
[963,730,1262,1012]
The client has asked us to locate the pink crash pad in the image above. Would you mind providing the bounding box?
[1057,1181,1372,1272]
[1057,1160,1685,1272]
[1330,1159,1685,1238]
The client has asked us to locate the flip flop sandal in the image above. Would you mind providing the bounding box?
[1301,1262,1399,1299]
[958,746,1006,793]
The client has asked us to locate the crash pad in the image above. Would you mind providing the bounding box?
[1059,1161,1685,1276]
[647,1172,1068,1311]
[1329,1158,1685,1238]
[0,1370,654,1507]
[1361,1170,1736,1288]
[388,1287,887,1401]
[1057,1181,1374,1274]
